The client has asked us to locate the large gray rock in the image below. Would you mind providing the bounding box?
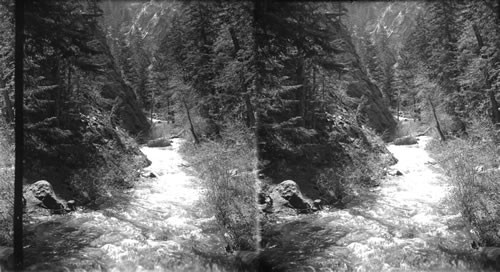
[393,136,418,145]
[24,180,67,212]
[146,137,172,147]
[269,180,312,213]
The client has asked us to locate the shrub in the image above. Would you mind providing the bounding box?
[315,132,389,206]
[67,146,145,207]
[179,120,258,251]
[0,120,14,246]
[315,168,350,205]
[427,117,500,246]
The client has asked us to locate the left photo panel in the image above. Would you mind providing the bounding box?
[1,1,261,271]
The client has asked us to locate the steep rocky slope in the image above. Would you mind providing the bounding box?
[335,22,397,134]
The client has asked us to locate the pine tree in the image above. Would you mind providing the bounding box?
[425,1,461,114]
[255,1,350,180]
[394,51,418,117]
[456,0,500,123]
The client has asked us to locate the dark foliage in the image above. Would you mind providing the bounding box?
[23,0,149,202]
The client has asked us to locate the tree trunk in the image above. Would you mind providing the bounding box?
[413,96,420,121]
[183,99,199,145]
[150,88,155,124]
[2,81,14,123]
[109,97,120,128]
[482,68,500,125]
[14,2,24,268]
[321,76,325,109]
[489,89,500,125]
[169,129,185,139]
[471,24,483,54]
[229,27,240,58]
[244,93,255,128]
[397,89,400,122]
[310,65,316,129]
[166,96,171,123]
[428,97,446,141]
[53,63,61,126]
[67,63,72,97]
[297,58,306,127]
[355,95,368,126]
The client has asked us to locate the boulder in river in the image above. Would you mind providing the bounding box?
[313,199,323,211]
[269,180,312,214]
[146,137,172,147]
[24,180,68,213]
[393,136,418,145]
[387,168,403,176]
[140,170,158,178]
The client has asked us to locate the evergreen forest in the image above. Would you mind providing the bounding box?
[0,1,499,271]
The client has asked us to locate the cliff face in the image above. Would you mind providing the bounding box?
[345,2,423,53]
[338,2,424,132]
[344,2,422,121]
[101,1,176,55]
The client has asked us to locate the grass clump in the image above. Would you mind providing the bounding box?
[179,120,257,251]
[427,117,500,246]
[0,120,14,246]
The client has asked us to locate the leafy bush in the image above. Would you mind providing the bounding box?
[315,168,350,205]
[0,120,14,246]
[179,120,257,251]
[427,117,500,246]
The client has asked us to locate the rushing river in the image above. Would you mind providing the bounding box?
[22,136,494,271]
[23,139,231,271]
[261,136,491,272]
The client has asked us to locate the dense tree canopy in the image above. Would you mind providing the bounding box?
[396,0,500,126]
